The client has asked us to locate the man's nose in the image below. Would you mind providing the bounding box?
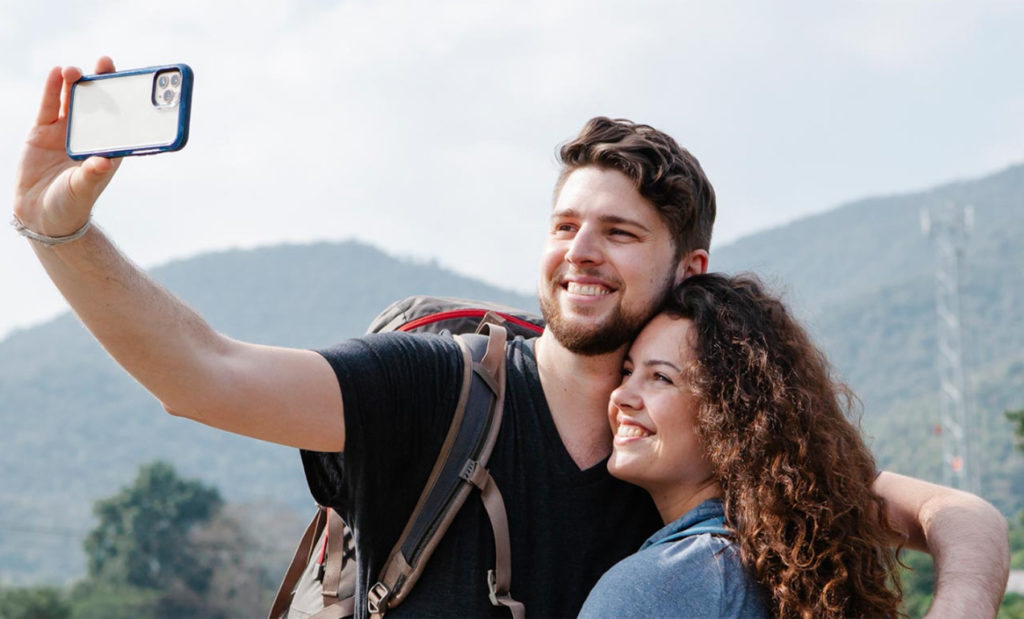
[565,227,603,266]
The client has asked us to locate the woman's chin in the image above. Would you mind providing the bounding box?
[606,452,644,487]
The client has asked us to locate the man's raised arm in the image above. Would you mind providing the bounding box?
[874,471,1010,618]
[12,58,345,452]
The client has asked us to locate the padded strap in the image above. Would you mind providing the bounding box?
[369,324,521,618]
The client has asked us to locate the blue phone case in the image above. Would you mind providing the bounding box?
[66,64,194,160]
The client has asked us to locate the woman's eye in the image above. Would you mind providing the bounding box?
[654,372,674,385]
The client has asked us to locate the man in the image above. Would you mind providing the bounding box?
[14,58,1009,617]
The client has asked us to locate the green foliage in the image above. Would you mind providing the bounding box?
[2,163,1024,585]
[898,550,935,618]
[1000,593,1024,619]
[0,240,538,583]
[1011,517,1024,570]
[68,581,161,619]
[1008,408,1024,449]
[0,461,277,617]
[69,461,272,618]
[0,585,70,619]
[84,461,223,590]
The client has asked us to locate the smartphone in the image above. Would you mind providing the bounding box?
[66,64,194,160]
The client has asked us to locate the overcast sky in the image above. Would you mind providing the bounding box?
[1,0,1022,340]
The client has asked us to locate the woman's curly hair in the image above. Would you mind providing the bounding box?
[665,273,903,618]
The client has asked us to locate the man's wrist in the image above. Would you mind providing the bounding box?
[10,214,93,246]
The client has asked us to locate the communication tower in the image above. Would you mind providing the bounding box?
[920,203,977,492]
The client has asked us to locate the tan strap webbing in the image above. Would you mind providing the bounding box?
[321,508,346,604]
[478,322,505,380]
[309,597,354,619]
[268,508,327,619]
[465,465,525,619]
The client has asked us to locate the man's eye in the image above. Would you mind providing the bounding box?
[610,228,637,239]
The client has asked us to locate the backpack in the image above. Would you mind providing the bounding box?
[269,296,544,619]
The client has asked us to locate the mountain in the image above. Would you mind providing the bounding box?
[2,163,1023,586]
[0,241,537,585]
[712,163,1024,513]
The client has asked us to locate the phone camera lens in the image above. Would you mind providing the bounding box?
[162,90,175,103]
[158,75,169,88]
[170,74,180,87]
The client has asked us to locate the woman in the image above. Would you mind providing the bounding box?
[580,273,903,618]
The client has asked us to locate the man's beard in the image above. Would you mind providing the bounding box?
[538,280,670,356]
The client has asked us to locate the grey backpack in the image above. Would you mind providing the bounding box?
[269,297,543,619]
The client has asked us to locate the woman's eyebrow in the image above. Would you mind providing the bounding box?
[642,359,682,372]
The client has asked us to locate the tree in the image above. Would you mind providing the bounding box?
[0,586,70,619]
[1003,408,1024,619]
[1008,408,1024,452]
[899,550,935,617]
[74,461,271,618]
[84,461,223,591]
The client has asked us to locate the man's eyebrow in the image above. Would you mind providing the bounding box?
[550,208,652,233]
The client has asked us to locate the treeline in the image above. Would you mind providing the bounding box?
[900,407,1024,618]
[3,453,1023,618]
[0,462,278,619]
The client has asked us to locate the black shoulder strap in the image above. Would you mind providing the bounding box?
[367,324,524,619]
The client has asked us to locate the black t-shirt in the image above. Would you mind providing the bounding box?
[302,332,661,618]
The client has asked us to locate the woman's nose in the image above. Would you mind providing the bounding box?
[610,381,641,412]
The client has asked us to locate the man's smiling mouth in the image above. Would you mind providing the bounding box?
[565,282,612,296]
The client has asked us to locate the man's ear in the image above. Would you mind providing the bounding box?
[674,249,709,284]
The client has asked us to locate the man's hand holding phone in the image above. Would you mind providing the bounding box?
[14,56,193,246]
[13,57,122,244]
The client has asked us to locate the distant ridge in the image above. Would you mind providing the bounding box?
[2,163,1022,586]
[0,239,537,584]
[712,162,1024,511]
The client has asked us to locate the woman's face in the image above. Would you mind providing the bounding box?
[606,314,716,502]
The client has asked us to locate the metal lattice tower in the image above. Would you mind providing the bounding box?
[920,203,977,492]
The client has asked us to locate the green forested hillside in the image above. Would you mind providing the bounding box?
[0,241,537,585]
[713,163,1024,515]
[1,163,1022,587]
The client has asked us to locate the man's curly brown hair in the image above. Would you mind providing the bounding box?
[557,116,716,258]
[665,273,903,618]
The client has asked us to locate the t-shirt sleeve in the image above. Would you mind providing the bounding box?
[299,332,463,524]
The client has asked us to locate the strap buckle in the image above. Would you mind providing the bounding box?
[459,459,477,482]
[486,569,502,607]
[367,581,391,615]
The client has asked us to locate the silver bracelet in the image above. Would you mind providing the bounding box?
[10,213,93,247]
